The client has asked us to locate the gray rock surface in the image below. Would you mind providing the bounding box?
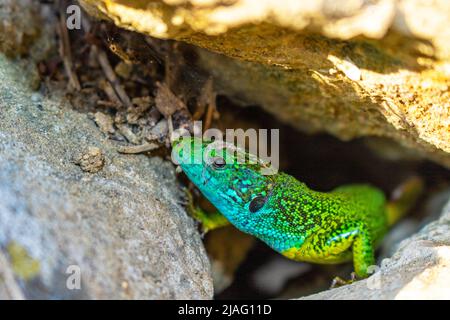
[0,54,213,299]
[301,197,450,300]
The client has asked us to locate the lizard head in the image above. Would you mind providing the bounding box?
[172,136,277,233]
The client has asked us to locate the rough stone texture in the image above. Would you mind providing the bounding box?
[300,198,450,300]
[0,0,41,57]
[0,55,213,299]
[80,0,450,168]
[79,0,450,57]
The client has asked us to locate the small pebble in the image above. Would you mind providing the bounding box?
[73,147,105,173]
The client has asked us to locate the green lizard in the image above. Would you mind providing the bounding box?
[173,137,422,279]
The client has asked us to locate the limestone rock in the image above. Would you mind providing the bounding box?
[0,55,213,299]
[79,0,450,58]
[79,0,450,168]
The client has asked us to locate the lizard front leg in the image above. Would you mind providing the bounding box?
[325,222,376,278]
[283,222,375,279]
[185,189,230,234]
[350,225,376,277]
[330,225,376,287]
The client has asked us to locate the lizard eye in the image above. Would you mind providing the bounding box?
[211,156,226,170]
[249,196,266,213]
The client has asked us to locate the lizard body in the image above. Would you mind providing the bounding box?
[173,137,421,277]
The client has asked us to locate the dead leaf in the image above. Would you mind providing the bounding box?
[155,82,186,118]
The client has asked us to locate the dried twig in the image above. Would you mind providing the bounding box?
[99,79,122,107]
[202,79,217,131]
[94,46,133,108]
[204,102,215,132]
[117,142,159,154]
[81,14,132,108]
[57,1,81,91]
[192,104,206,121]
[96,100,120,108]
